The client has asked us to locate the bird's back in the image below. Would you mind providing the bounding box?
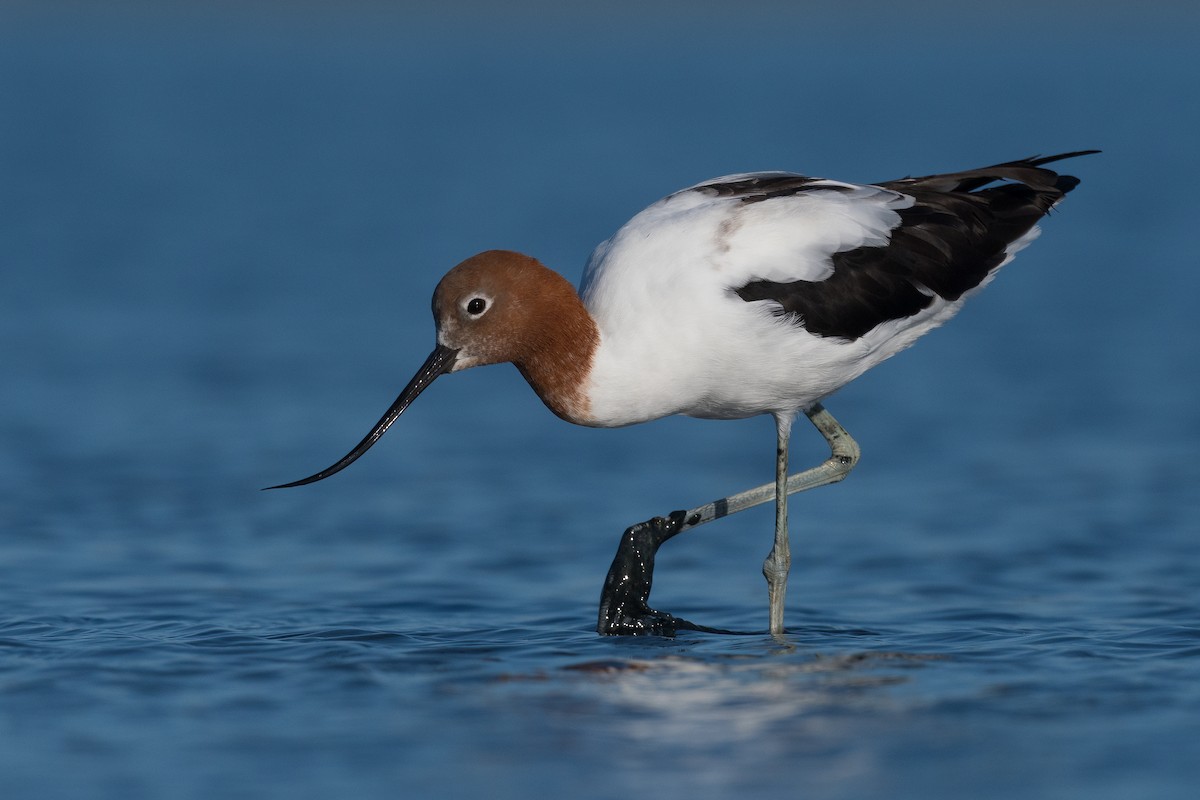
[578,152,1095,426]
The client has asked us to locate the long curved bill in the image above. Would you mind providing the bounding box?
[264,344,458,490]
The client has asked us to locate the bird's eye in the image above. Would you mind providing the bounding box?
[466,297,487,315]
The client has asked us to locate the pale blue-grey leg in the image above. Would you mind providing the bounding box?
[763,413,794,635]
[758,405,860,634]
[597,403,860,636]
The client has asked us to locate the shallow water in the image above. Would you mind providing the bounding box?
[2,3,1199,799]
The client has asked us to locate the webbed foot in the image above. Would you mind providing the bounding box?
[597,511,728,636]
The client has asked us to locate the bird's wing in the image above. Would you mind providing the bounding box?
[581,171,909,301]
[730,152,1096,339]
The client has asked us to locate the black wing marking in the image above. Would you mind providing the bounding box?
[691,174,858,203]
[734,151,1098,340]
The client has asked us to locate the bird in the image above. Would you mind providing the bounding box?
[268,150,1096,636]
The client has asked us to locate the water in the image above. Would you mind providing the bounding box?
[2,3,1199,798]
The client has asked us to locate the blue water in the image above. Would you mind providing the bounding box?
[3,3,1199,798]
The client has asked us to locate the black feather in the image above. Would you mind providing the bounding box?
[734,151,1097,340]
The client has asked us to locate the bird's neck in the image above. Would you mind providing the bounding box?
[512,271,601,426]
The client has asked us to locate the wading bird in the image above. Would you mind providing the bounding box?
[269,150,1095,636]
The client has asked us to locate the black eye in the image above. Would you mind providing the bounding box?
[466,298,487,315]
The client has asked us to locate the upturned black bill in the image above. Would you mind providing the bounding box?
[264,344,458,489]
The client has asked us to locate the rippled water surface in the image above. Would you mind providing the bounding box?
[3,3,1199,799]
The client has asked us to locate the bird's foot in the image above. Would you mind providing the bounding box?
[599,601,694,636]
[597,511,729,636]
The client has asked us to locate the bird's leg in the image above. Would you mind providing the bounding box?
[763,415,793,635]
[761,404,860,634]
[595,403,859,636]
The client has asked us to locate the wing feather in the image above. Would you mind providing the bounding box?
[733,151,1097,339]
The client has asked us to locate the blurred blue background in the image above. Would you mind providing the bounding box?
[2,2,1198,799]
